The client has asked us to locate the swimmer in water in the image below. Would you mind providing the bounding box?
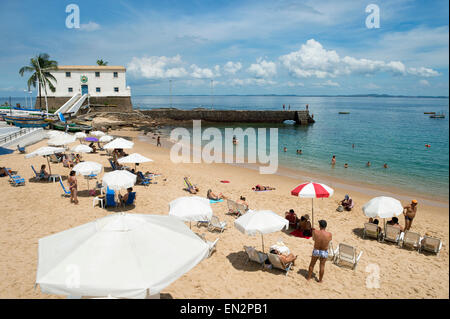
[344,163,348,168]
[383,163,388,169]
[366,161,371,167]
[331,155,336,166]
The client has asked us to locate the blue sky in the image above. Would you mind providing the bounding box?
[0,0,448,96]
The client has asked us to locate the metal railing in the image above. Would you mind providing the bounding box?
[0,127,34,145]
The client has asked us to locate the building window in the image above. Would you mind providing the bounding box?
[68,87,73,93]
[114,87,119,92]
[96,87,101,93]
[66,72,71,77]
[95,72,100,77]
[113,72,118,78]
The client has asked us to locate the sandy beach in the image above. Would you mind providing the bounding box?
[0,129,448,299]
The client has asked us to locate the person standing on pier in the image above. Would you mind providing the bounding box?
[306,104,309,110]
[157,136,161,147]
[283,104,285,110]
[288,104,291,110]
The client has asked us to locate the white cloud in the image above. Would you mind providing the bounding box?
[280,39,440,79]
[247,58,277,78]
[190,64,217,79]
[286,81,305,87]
[127,55,188,79]
[223,61,242,74]
[229,78,276,86]
[364,82,381,89]
[314,80,340,87]
[79,21,101,32]
[419,79,430,86]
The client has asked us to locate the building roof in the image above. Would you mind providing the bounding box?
[56,65,126,71]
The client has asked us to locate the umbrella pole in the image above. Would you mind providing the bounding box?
[261,234,264,253]
[47,156,52,175]
[312,198,314,228]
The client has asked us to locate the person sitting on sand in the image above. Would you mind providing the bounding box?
[386,217,404,232]
[237,196,249,209]
[298,214,312,236]
[40,164,50,178]
[269,248,298,267]
[68,170,78,204]
[88,142,97,153]
[119,187,135,205]
[285,209,298,229]
[308,220,332,283]
[0,167,9,177]
[340,194,353,211]
[252,184,275,191]
[207,189,226,200]
[62,155,74,168]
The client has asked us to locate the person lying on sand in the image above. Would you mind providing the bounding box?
[207,189,226,200]
[252,184,275,191]
[308,220,332,283]
[298,214,312,236]
[270,248,298,267]
[386,216,404,232]
[237,196,249,209]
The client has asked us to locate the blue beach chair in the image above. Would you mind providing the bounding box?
[31,165,46,181]
[137,171,151,186]
[122,192,136,206]
[108,159,117,170]
[17,145,26,153]
[7,170,25,186]
[59,178,71,196]
[105,188,118,208]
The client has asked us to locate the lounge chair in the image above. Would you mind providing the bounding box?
[184,177,199,194]
[401,231,421,251]
[17,145,25,153]
[137,172,151,186]
[207,215,227,233]
[108,159,117,170]
[327,241,336,262]
[59,178,71,197]
[384,225,402,244]
[31,165,46,181]
[227,199,238,215]
[236,202,248,217]
[363,223,381,241]
[122,192,136,207]
[267,253,293,276]
[333,243,363,270]
[105,188,118,208]
[6,170,25,186]
[420,236,443,256]
[49,154,61,163]
[244,246,268,268]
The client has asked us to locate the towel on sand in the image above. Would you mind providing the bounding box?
[290,229,311,239]
[209,199,223,203]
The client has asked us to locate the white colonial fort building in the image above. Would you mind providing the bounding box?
[37,65,132,112]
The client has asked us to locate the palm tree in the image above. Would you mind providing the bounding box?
[19,53,58,109]
[96,59,108,66]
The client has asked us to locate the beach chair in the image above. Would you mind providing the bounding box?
[17,145,25,153]
[31,165,45,181]
[207,215,227,233]
[6,170,25,186]
[363,223,381,241]
[59,178,71,197]
[244,246,268,268]
[420,236,443,256]
[105,188,118,208]
[236,202,248,217]
[49,154,61,163]
[327,241,336,262]
[227,199,240,217]
[122,192,136,207]
[401,231,421,251]
[383,225,402,244]
[184,177,198,193]
[137,171,151,186]
[333,243,363,270]
[267,253,293,276]
[204,238,219,257]
[108,159,117,170]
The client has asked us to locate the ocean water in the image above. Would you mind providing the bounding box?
[133,95,449,201]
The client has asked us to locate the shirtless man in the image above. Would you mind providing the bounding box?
[386,216,404,232]
[307,220,332,283]
[331,155,336,166]
[403,200,418,231]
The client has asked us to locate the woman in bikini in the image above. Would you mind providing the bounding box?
[68,170,78,204]
[207,189,226,200]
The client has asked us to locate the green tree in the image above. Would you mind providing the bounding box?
[96,59,108,66]
[19,53,58,109]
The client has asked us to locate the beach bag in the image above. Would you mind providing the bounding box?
[336,205,344,212]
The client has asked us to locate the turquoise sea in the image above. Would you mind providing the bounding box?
[133,95,449,201]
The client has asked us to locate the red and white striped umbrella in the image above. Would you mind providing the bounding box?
[291,182,334,227]
[291,182,334,198]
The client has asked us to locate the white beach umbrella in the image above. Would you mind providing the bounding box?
[70,144,93,153]
[36,213,209,299]
[362,196,403,219]
[48,133,76,146]
[102,170,137,191]
[74,132,87,140]
[118,152,153,170]
[91,130,106,137]
[99,135,114,143]
[169,196,213,227]
[46,130,65,139]
[25,146,66,175]
[73,161,103,191]
[103,138,134,150]
[234,210,289,252]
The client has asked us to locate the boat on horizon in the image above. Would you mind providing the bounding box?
[338,111,350,114]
